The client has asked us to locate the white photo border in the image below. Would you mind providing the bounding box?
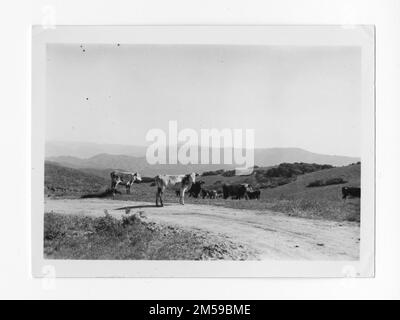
[31,25,375,278]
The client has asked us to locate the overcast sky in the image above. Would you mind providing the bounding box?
[46,44,361,157]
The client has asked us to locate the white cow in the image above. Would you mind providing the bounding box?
[110,171,142,194]
[154,173,197,206]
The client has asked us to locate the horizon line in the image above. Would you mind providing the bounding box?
[45,140,360,159]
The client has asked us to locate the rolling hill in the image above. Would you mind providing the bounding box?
[45,141,147,158]
[46,144,359,176]
[46,154,237,177]
[196,163,360,221]
[260,163,360,201]
[45,161,108,195]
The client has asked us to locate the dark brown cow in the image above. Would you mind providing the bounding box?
[208,190,218,199]
[222,183,252,200]
[188,181,205,198]
[200,189,209,199]
[342,187,361,199]
[247,190,261,200]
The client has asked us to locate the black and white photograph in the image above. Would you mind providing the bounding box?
[3,0,400,302]
[31,26,375,278]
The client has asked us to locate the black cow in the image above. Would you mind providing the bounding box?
[222,184,251,200]
[342,187,361,199]
[188,181,205,198]
[200,189,210,199]
[247,190,261,200]
[208,190,218,199]
[200,189,218,199]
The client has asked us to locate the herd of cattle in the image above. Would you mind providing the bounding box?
[110,171,260,207]
[109,170,360,207]
[175,181,261,200]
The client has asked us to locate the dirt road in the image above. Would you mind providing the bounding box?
[45,198,360,260]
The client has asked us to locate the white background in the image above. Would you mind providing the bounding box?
[0,0,399,299]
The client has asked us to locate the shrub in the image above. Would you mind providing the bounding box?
[264,163,333,178]
[202,169,225,176]
[221,170,235,177]
[307,177,347,188]
[44,212,67,240]
[325,178,347,185]
[93,211,124,236]
[122,213,142,227]
[307,180,325,188]
[255,163,333,185]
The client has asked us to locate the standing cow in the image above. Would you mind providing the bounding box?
[247,190,261,200]
[110,171,142,195]
[342,187,361,199]
[222,183,252,200]
[208,190,218,199]
[188,181,205,198]
[200,189,209,199]
[154,173,197,206]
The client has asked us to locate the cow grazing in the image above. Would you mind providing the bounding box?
[154,173,197,206]
[200,189,217,199]
[110,171,142,194]
[200,189,209,199]
[222,184,252,200]
[247,190,261,200]
[342,187,361,199]
[188,181,205,198]
[208,190,218,199]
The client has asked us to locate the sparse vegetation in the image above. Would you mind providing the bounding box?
[45,162,108,197]
[44,212,256,260]
[202,169,225,176]
[255,162,333,180]
[307,177,348,188]
[221,170,236,177]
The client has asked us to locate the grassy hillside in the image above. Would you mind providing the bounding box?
[45,161,360,222]
[184,164,360,221]
[261,164,360,201]
[198,163,334,190]
[45,161,108,196]
[256,164,361,221]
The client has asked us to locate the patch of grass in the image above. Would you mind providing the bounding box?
[263,198,360,222]
[182,197,359,222]
[44,212,256,260]
[45,161,108,197]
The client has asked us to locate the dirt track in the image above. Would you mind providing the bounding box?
[45,198,360,260]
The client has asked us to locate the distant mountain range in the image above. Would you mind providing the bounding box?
[46,142,360,176]
[46,141,147,158]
